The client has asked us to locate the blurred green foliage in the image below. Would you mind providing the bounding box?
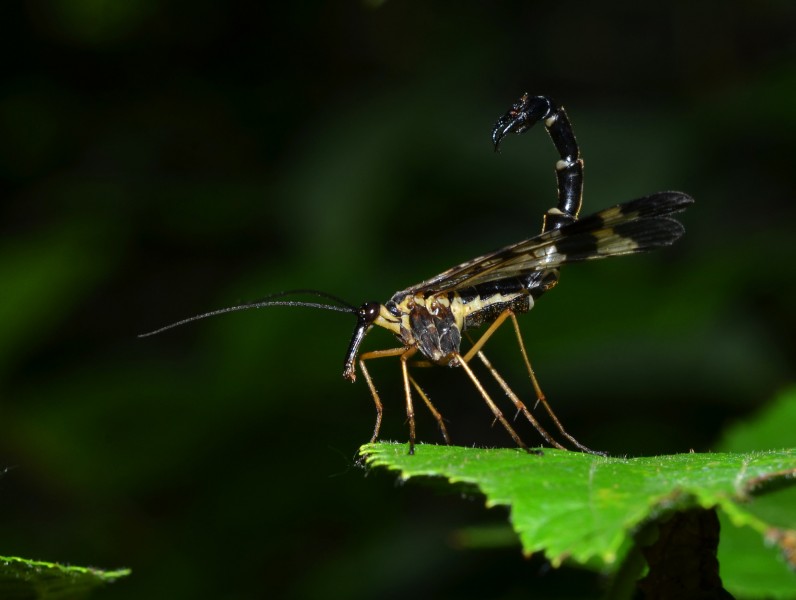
[1,1,794,598]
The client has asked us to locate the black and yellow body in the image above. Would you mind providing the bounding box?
[141,94,694,456]
[344,277,547,378]
[338,94,693,455]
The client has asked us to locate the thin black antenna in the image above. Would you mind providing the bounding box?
[262,289,356,310]
[139,289,357,338]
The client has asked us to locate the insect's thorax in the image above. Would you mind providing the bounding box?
[374,272,560,365]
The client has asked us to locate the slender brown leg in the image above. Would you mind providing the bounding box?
[399,347,419,454]
[507,313,605,455]
[409,375,451,444]
[455,353,542,455]
[462,308,603,454]
[474,349,565,450]
[359,347,446,454]
[461,309,561,449]
[358,347,410,445]
[461,309,513,363]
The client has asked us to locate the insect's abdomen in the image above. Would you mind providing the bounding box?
[461,270,560,330]
[463,294,531,329]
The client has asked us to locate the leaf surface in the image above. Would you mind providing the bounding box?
[0,555,129,600]
[361,443,796,572]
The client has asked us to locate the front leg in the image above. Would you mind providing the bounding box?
[358,347,411,445]
[399,347,419,454]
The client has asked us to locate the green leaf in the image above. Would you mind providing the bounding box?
[0,556,129,600]
[360,443,796,573]
[717,386,796,599]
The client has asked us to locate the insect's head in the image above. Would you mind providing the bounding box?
[342,301,381,383]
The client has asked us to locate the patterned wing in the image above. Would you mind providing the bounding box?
[402,191,693,295]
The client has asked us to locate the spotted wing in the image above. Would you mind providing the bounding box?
[402,192,694,295]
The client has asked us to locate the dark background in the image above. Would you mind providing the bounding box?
[1,1,794,598]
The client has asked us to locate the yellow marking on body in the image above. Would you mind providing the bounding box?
[374,304,404,336]
[555,158,574,171]
[448,294,466,331]
[429,295,450,314]
[460,291,531,321]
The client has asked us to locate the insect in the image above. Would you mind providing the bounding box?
[141,94,694,455]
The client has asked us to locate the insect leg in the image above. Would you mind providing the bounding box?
[473,349,566,451]
[508,313,606,456]
[454,353,542,455]
[492,94,583,232]
[408,375,451,445]
[399,347,419,454]
[461,309,564,449]
[460,307,514,363]
[358,347,410,445]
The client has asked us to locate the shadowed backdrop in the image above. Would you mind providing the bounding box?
[1,2,794,598]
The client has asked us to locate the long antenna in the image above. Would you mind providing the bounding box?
[139,289,357,338]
